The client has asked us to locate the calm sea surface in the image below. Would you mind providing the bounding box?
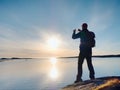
[0,57,120,90]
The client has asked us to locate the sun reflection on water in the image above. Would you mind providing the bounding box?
[49,57,59,80]
[50,57,57,64]
[50,66,58,79]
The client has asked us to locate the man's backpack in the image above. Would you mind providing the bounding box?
[87,31,95,48]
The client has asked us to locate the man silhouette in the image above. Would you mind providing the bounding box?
[72,23,95,83]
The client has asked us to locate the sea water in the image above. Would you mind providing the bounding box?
[0,57,119,90]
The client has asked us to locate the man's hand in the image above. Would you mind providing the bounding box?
[73,29,76,32]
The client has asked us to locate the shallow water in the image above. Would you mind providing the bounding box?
[0,57,120,90]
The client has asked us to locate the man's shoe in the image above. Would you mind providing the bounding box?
[90,75,95,80]
[74,79,83,83]
[90,76,95,80]
[74,80,79,83]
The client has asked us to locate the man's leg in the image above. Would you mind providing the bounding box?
[86,56,95,79]
[75,53,84,83]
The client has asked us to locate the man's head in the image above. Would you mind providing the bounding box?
[82,23,88,30]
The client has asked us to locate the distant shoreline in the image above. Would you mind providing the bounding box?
[0,54,120,61]
[59,54,120,58]
[0,57,32,62]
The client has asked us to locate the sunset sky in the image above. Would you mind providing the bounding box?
[0,0,120,57]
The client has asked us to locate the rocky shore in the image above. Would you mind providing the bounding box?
[62,76,120,90]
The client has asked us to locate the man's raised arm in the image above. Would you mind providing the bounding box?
[72,29,81,39]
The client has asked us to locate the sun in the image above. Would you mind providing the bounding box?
[47,37,60,49]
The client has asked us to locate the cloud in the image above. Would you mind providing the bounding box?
[0,24,67,57]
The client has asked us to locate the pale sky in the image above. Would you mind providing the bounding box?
[0,0,120,57]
